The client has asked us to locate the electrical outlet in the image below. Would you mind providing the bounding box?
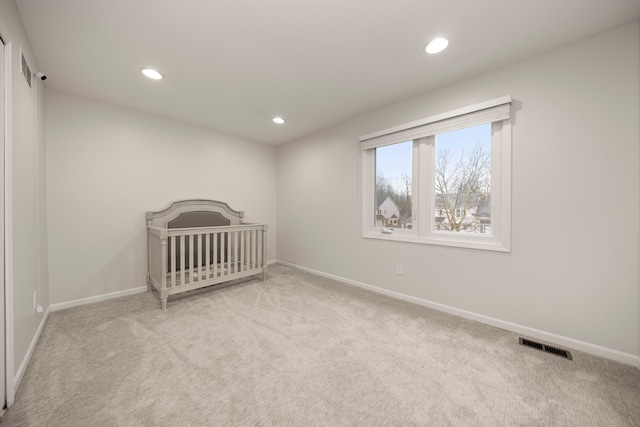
[396,263,404,275]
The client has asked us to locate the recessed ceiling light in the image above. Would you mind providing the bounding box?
[425,38,449,54]
[273,117,285,124]
[141,68,163,80]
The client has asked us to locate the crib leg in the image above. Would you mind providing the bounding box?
[161,298,167,310]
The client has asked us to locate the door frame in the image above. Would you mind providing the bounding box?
[1,35,15,409]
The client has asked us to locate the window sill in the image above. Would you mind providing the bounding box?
[363,230,510,252]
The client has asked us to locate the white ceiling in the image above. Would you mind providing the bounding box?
[15,0,640,145]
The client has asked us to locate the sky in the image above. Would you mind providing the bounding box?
[376,123,491,193]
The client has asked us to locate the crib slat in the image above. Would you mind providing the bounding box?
[253,230,258,269]
[225,231,231,274]
[261,226,267,278]
[170,235,176,288]
[220,232,226,277]
[246,230,250,270]
[197,233,203,282]
[189,235,195,284]
[252,229,257,269]
[248,230,252,270]
[213,232,218,278]
[240,230,245,272]
[233,231,238,274]
[179,235,185,286]
[246,230,251,270]
[228,231,232,274]
[228,231,232,276]
[245,230,250,270]
[256,229,260,268]
[229,231,233,274]
[257,227,262,268]
[246,231,250,270]
[205,233,211,279]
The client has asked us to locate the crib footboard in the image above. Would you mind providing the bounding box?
[147,223,268,309]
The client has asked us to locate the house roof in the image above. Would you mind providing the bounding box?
[378,196,399,210]
[435,193,490,213]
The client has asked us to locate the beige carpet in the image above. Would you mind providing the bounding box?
[2,264,639,426]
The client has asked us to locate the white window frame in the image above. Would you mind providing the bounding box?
[361,96,512,252]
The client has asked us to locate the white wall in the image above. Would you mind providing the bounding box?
[46,90,277,305]
[0,0,50,391]
[277,22,640,362]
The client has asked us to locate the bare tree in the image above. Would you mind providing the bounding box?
[435,143,491,232]
[396,169,412,218]
[375,173,395,208]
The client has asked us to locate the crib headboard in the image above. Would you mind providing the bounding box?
[146,199,244,229]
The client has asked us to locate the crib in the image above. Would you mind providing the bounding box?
[146,199,267,309]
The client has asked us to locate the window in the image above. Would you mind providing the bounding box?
[375,141,412,229]
[361,96,512,252]
[435,124,490,234]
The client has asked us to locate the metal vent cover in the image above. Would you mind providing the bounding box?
[519,337,572,360]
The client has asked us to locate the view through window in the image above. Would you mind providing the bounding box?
[374,124,491,235]
[435,123,491,234]
[375,141,412,229]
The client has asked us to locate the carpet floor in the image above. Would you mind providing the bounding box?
[1,264,639,426]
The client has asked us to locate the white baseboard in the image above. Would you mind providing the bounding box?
[276,260,640,368]
[51,263,278,313]
[14,307,50,392]
[50,286,148,312]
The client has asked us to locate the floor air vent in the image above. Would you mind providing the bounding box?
[519,337,572,360]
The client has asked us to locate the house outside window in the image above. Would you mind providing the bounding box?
[361,96,512,252]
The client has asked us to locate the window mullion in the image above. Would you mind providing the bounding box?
[490,121,501,241]
[417,137,433,237]
[362,148,375,235]
[411,140,419,233]
[492,120,512,250]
